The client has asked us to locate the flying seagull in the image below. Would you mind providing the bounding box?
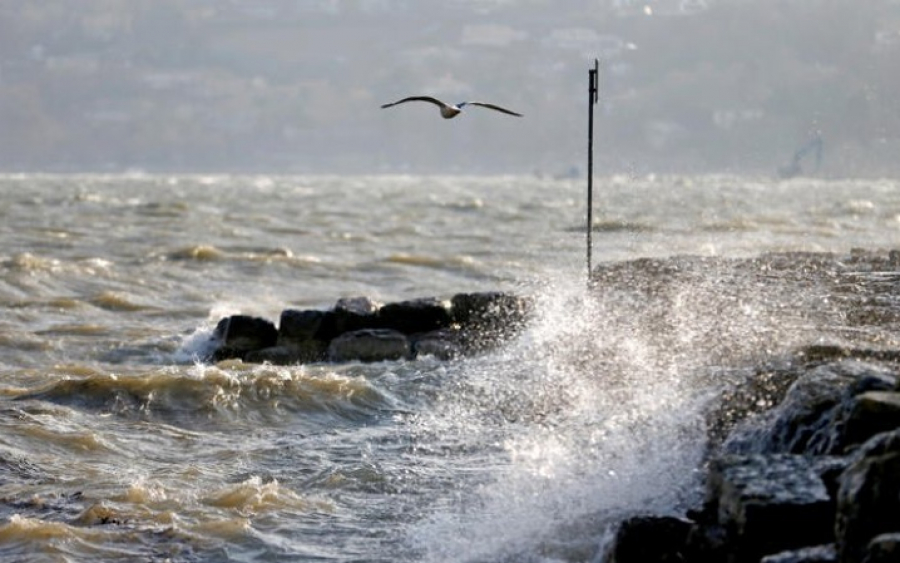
[380,96,522,119]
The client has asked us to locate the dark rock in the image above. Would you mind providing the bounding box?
[451,291,529,326]
[723,361,898,456]
[207,292,530,365]
[813,456,851,503]
[245,342,327,365]
[760,544,837,563]
[842,391,900,449]
[211,315,277,361]
[707,454,833,562]
[684,519,730,563]
[335,296,380,315]
[451,292,531,351]
[315,308,380,342]
[411,329,463,360]
[277,309,326,345]
[604,515,692,563]
[377,298,452,335]
[327,329,411,363]
[863,533,900,563]
[836,430,900,563]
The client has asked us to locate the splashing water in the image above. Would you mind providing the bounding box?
[405,270,716,563]
[405,243,873,562]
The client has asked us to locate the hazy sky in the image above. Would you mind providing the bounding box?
[1,0,898,176]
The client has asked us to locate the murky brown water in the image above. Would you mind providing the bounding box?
[1,173,898,562]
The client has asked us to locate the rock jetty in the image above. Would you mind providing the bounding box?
[604,357,900,563]
[597,250,900,563]
[206,291,532,364]
[205,249,900,563]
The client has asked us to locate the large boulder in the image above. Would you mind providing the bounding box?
[841,391,900,449]
[327,329,411,363]
[723,361,898,456]
[706,454,833,562]
[376,298,453,335]
[211,315,277,361]
[451,291,529,327]
[411,329,463,360]
[315,308,380,342]
[451,292,531,351]
[277,309,326,345]
[835,429,900,563]
[604,515,692,563]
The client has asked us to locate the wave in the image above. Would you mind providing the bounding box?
[163,244,321,266]
[202,476,332,515]
[2,253,115,280]
[0,331,54,353]
[166,245,225,262]
[90,291,154,312]
[382,253,484,274]
[12,365,398,428]
[4,252,62,273]
[0,514,137,561]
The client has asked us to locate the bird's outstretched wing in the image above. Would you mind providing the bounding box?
[381,96,447,109]
[462,102,523,117]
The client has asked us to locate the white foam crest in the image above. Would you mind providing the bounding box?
[408,268,710,563]
[172,326,218,365]
[171,302,242,364]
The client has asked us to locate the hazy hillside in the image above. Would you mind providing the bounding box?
[1,0,898,176]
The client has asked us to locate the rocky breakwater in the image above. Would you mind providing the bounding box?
[592,249,900,563]
[605,353,900,563]
[206,291,531,365]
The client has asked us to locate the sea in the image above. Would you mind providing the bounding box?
[1,173,898,562]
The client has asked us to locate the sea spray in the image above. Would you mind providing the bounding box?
[406,249,888,561]
[406,270,711,562]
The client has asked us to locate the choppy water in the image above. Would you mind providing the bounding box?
[1,173,899,562]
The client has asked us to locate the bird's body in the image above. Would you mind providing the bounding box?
[380,96,522,119]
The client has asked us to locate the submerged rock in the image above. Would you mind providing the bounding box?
[327,329,411,363]
[411,329,463,360]
[245,342,326,365]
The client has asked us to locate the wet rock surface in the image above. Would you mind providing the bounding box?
[605,356,900,563]
[597,250,900,563]
[208,291,532,364]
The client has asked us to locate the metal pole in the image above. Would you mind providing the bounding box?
[587,59,599,284]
